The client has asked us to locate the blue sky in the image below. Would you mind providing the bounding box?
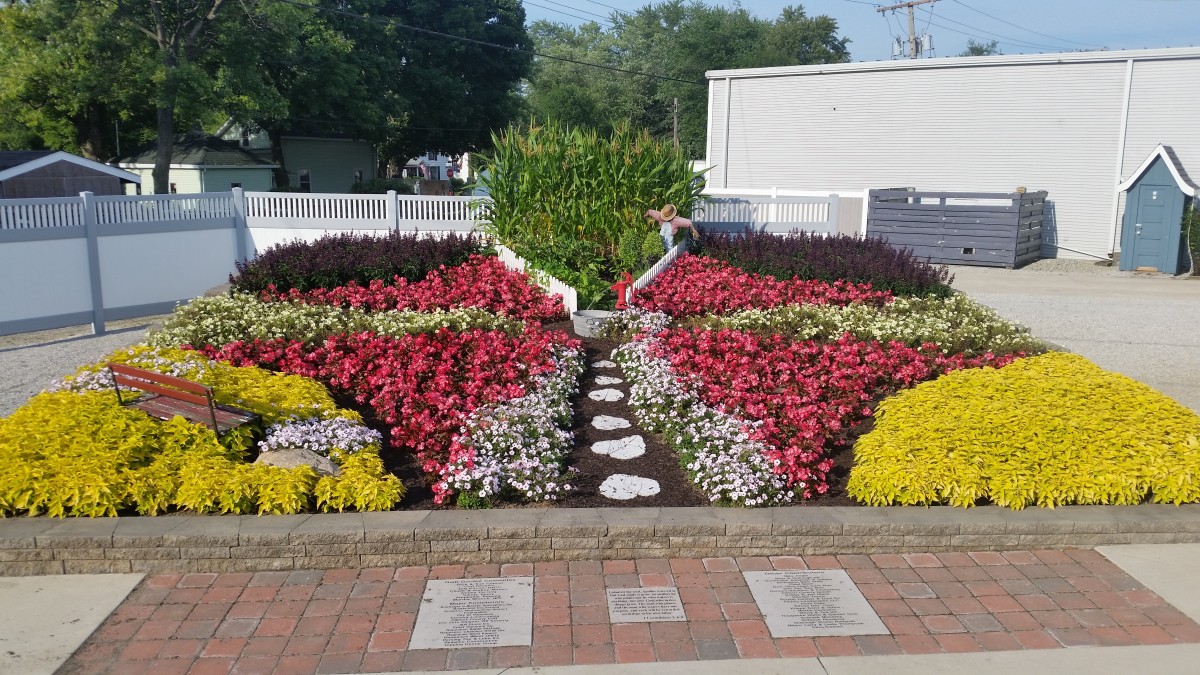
[521,0,1200,63]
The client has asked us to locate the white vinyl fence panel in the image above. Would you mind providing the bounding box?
[244,191,390,229]
[396,195,486,231]
[0,197,85,229]
[495,245,578,315]
[95,193,234,224]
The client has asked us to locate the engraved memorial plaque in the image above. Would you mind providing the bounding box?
[410,577,534,649]
[606,587,687,623]
[744,570,889,637]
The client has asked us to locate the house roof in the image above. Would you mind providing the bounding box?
[706,46,1200,80]
[117,133,276,169]
[0,150,141,184]
[1117,144,1198,197]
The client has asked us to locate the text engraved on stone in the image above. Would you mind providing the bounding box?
[409,577,534,649]
[744,570,889,637]
[606,587,687,623]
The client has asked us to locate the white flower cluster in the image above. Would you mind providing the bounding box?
[147,294,521,348]
[441,344,586,503]
[258,416,382,461]
[612,326,793,507]
[46,347,216,393]
[596,306,672,341]
[702,293,1042,355]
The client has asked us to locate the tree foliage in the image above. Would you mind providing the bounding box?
[0,0,157,158]
[525,1,850,158]
[0,0,532,181]
[959,39,1001,57]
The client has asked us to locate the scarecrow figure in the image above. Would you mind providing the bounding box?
[644,203,697,251]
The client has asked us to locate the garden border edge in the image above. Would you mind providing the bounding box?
[3,504,1199,576]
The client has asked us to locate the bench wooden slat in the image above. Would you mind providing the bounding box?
[107,362,259,435]
[111,376,212,408]
[109,363,212,396]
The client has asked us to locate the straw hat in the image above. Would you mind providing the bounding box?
[660,203,677,220]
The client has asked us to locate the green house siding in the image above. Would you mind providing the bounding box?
[281,138,375,193]
[200,168,273,192]
[127,168,202,195]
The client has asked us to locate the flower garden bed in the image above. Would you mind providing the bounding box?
[3,231,1199,517]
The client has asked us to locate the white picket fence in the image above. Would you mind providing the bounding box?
[95,193,235,224]
[495,244,579,315]
[396,195,487,231]
[0,196,85,229]
[0,187,863,336]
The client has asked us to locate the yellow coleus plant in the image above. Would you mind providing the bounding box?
[0,347,393,517]
[848,352,1200,509]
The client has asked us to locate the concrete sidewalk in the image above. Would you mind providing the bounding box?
[6,543,1194,675]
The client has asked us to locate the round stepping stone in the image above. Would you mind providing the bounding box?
[600,474,661,500]
[588,388,624,402]
[595,375,623,386]
[592,360,616,368]
[592,435,646,460]
[592,415,632,431]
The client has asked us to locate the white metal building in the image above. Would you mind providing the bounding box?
[705,47,1200,260]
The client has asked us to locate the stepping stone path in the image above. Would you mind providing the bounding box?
[591,436,646,460]
[599,473,661,499]
[582,358,661,501]
[592,415,632,431]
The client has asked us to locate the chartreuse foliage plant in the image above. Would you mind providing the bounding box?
[0,347,402,517]
[848,352,1200,509]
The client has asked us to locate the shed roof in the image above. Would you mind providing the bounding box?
[0,150,141,184]
[706,46,1200,80]
[117,133,276,169]
[1117,144,1198,197]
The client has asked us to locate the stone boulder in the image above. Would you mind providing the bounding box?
[254,448,341,477]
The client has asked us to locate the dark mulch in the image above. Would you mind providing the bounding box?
[553,332,708,508]
[375,319,862,510]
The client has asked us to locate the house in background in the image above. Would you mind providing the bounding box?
[220,125,377,193]
[705,46,1200,264]
[0,151,140,198]
[116,133,275,194]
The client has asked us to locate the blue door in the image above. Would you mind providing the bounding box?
[1120,158,1185,273]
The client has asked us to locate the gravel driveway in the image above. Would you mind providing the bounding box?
[950,260,1200,414]
[0,317,166,418]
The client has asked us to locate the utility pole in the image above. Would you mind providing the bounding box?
[672,98,679,150]
[877,0,937,59]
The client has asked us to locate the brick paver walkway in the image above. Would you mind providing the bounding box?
[63,549,1200,674]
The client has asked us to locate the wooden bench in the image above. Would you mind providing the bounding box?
[108,363,259,435]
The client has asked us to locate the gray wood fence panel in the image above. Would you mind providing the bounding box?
[866,190,1046,268]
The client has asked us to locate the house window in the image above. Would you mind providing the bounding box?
[170,183,177,194]
[353,169,363,183]
[240,129,250,147]
[429,166,441,180]
[230,182,242,189]
[298,169,311,192]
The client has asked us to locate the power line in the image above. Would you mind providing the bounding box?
[916,8,1074,51]
[950,0,1103,49]
[525,0,614,27]
[273,0,705,87]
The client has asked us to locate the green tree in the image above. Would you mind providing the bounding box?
[369,0,532,166]
[0,0,157,158]
[959,39,1001,57]
[526,2,850,158]
[112,0,241,194]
